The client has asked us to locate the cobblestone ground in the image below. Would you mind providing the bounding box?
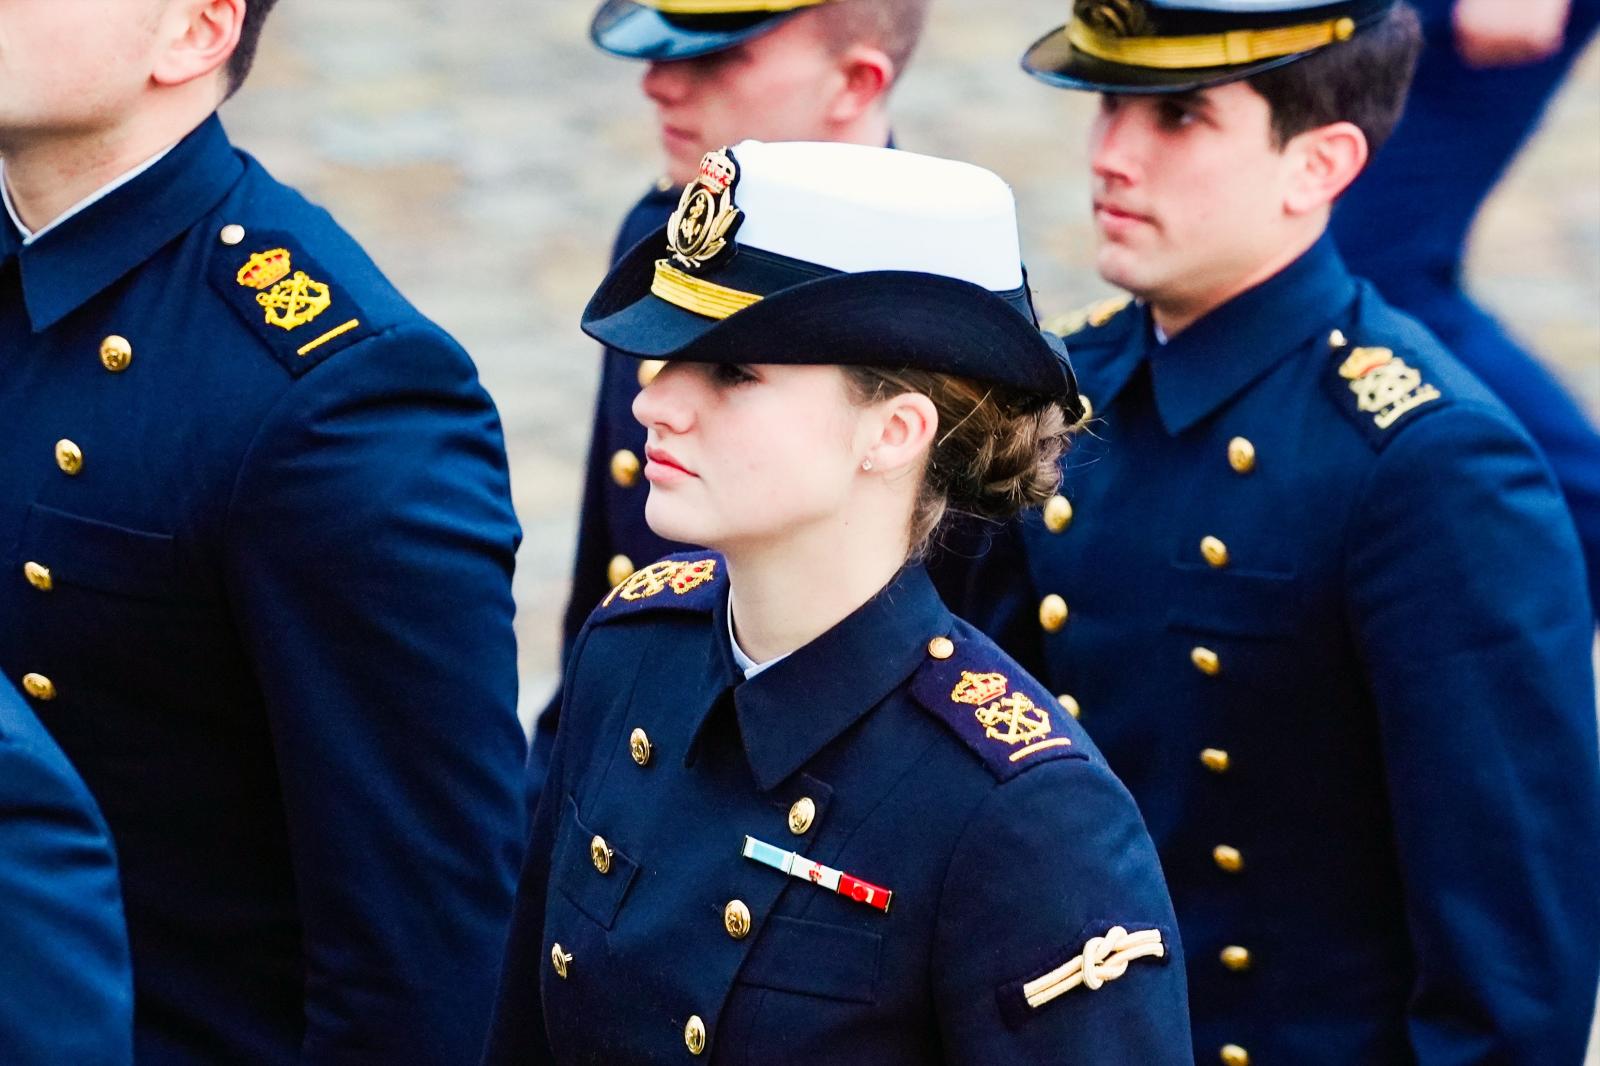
[226,5,1599,1052]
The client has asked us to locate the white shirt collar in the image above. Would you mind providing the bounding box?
[0,144,177,246]
[727,604,790,680]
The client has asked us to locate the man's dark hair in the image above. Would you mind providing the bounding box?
[1246,3,1422,158]
[225,0,282,97]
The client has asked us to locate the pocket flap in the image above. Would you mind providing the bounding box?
[553,795,639,931]
[19,504,176,601]
[1165,564,1300,639]
[737,915,881,1005]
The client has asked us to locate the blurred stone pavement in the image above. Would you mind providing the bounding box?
[223,2,1599,710]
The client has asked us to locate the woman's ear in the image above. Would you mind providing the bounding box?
[862,391,938,477]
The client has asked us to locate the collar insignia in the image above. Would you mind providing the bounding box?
[601,557,719,607]
[666,148,743,273]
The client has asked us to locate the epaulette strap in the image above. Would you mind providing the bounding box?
[1324,337,1449,448]
[591,553,724,623]
[209,231,376,376]
[1042,293,1133,338]
[911,636,1086,782]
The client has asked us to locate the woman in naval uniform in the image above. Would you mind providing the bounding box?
[484,141,1191,1065]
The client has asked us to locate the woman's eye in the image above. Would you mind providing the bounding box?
[1157,102,1197,129]
[711,364,758,386]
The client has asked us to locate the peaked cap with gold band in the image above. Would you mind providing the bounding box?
[1023,0,1396,93]
[582,141,1080,401]
[592,0,837,60]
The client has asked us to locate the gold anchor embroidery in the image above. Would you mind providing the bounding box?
[971,690,1075,763]
[257,270,332,331]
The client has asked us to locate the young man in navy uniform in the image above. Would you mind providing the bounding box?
[1332,0,1600,617]
[533,0,929,804]
[0,2,525,1061]
[941,2,1600,1062]
[1,677,133,1065]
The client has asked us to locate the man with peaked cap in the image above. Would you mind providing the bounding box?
[0,1,525,1060]
[935,2,1600,1062]
[0,677,133,1065]
[1331,0,1600,619]
[530,0,930,809]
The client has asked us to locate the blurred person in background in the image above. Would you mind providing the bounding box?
[0,676,132,1065]
[1332,0,1600,618]
[0,1,525,1060]
[530,0,931,811]
[937,0,1600,1062]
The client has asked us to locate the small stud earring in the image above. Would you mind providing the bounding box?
[861,459,873,472]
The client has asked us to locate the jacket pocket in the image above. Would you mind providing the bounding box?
[736,915,882,1005]
[18,504,177,602]
[553,794,639,931]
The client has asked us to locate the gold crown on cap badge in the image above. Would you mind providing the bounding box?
[666,148,743,273]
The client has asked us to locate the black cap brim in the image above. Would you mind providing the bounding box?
[1020,24,1311,94]
[583,226,1080,402]
[591,0,802,60]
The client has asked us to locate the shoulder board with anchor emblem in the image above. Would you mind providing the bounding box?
[209,231,376,376]
[1323,337,1450,449]
[1041,293,1133,339]
[911,630,1087,782]
[590,552,725,624]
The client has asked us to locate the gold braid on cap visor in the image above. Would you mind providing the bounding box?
[652,260,764,320]
[632,0,831,13]
[1066,13,1356,69]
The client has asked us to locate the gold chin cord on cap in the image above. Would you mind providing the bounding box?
[1066,14,1357,70]
[633,0,831,12]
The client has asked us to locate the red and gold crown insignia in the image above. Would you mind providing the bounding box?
[698,151,737,195]
[951,670,1010,706]
[670,558,718,594]
[1338,346,1395,380]
[236,247,293,290]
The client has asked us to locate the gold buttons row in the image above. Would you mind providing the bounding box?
[627,723,818,834]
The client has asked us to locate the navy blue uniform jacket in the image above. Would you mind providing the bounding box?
[0,678,132,1065]
[941,235,1600,1064]
[0,115,526,1064]
[486,557,1192,1064]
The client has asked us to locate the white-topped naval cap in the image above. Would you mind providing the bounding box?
[727,140,1025,292]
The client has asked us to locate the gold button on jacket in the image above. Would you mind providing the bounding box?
[54,439,84,476]
[629,728,652,766]
[23,562,53,592]
[100,335,133,372]
[610,449,642,488]
[1220,1043,1250,1066]
[1043,495,1074,533]
[1227,437,1256,474]
[636,359,666,388]
[787,797,815,835]
[1039,594,1069,632]
[1191,646,1221,676]
[1200,748,1231,774]
[21,673,57,701]
[684,1015,706,1055]
[926,636,954,660]
[1200,536,1230,569]
[589,835,613,875]
[1213,845,1244,874]
[608,554,636,588]
[550,943,572,979]
[1057,693,1081,719]
[723,900,751,939]
[1220,945,1252,972]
